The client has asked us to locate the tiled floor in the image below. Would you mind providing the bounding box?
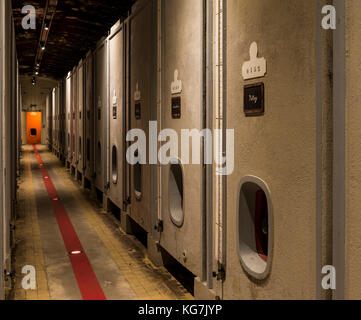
[9,145,193,301]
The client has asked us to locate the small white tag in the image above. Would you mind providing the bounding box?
[97,96,102,108]
[242,42,267,80]
[171,70,182,95]
[112,90,117,105]
[134,82,141,101]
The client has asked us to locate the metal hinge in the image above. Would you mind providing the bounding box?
[213,265,226,281]
[154,220,164,233]
[123,197,131,209]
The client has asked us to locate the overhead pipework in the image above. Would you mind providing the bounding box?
[34,0,58,76]
[13,0,136,79]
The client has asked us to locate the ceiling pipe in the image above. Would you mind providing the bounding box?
[33,0,58,75]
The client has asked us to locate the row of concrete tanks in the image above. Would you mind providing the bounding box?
[48,0,355,300]
[50,0,206,295]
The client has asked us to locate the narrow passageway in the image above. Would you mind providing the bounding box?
[10,145,193,301]
[1,0,358,304]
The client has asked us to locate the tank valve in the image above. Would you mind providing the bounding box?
[155,220,163,233]
[182,251,187,263]
[123,198,131,211]
[213,266,226,281]
[4,270,15,285]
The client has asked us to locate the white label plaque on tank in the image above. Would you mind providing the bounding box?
[113,90,117,105]
[171,70,182,95]
[242,42,267,80]
[134,83,141,101]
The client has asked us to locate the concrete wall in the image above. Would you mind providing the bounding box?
[344,0,361,300]
[0,0,5,300]
[0,0,20,299]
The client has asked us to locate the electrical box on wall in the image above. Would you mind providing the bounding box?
[244,83,264,117]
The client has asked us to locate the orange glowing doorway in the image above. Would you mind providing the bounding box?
[26,112,42,144]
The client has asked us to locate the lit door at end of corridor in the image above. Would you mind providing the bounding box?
[26,112,42,144]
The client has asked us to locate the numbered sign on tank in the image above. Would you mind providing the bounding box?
[242,42,267,80]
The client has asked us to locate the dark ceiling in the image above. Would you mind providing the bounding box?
[12,0,135,80]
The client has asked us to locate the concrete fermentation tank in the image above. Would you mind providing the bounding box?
[58,79,66,161]
[51,87,58,156]
[94,38,108,194]
[55,85,61,158]
[159,0,205,278]
[58,80,66,161]
[76,60,85,182]
[107,21,125,210]
[65,73,72,166]
[84,52,95,188]
[0,0,20,297]
[127,0,157,235]
[45,93,52,150]
[221,0,332,299]
[71,66,78,174]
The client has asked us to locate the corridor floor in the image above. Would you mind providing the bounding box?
[9,145,193,300]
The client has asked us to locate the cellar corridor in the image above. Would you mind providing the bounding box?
[9,145,192,300]
[2,0,361,302]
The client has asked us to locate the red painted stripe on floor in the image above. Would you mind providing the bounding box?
[32,145,106,300]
